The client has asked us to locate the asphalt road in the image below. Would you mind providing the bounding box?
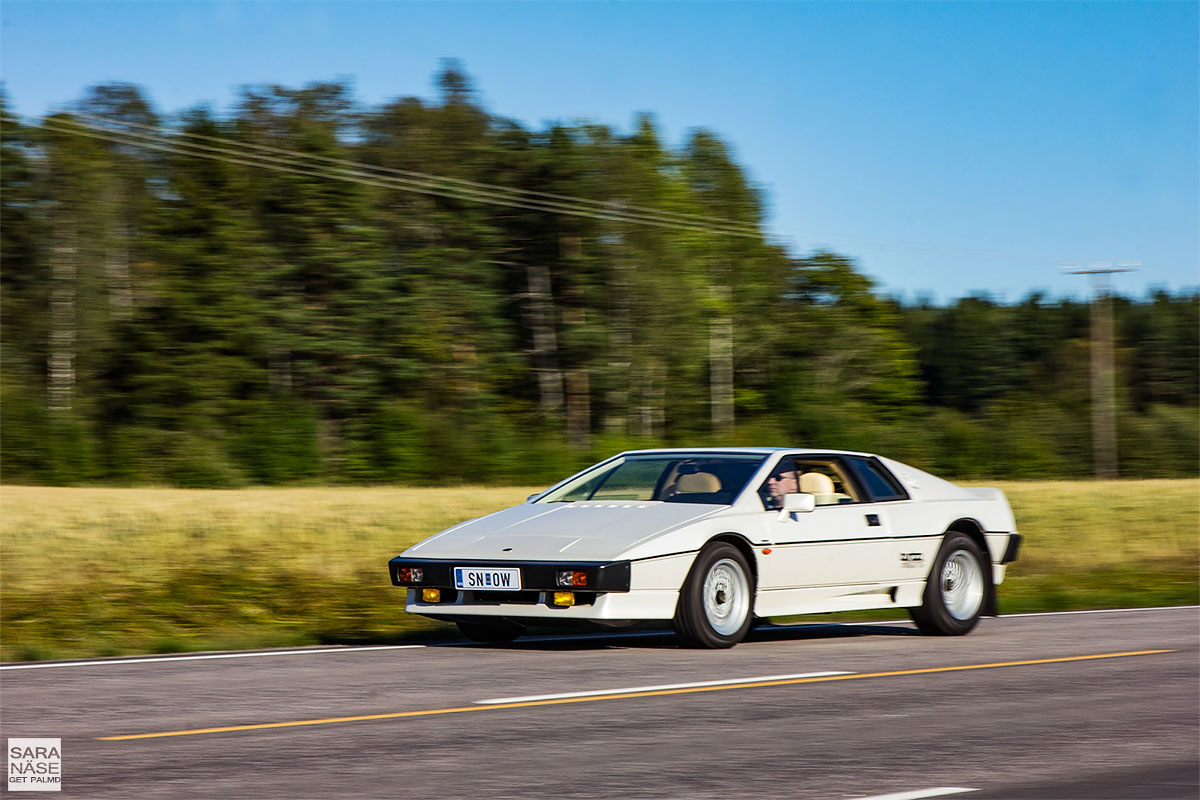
[2,607,1197,799]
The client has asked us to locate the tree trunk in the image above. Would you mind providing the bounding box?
[634,356,666,439]
[104,182,133,320]
[525,262,563,414]
[564,306,590,450]
[710,284,734,435]
[560,235,590,449]
[648,359,666,438]
[565,362,591,449]
[605,251,631,435]
[319,416,343,476]
[48,214,77,411]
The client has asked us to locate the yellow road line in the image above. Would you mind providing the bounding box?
[98,649,1174,741]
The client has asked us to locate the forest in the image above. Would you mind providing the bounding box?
[2,66,1196,486]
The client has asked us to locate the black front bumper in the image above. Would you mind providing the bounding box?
[388,557,632,593]
[1001,533,1023,564]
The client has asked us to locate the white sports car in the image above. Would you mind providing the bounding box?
[389,448,1022,648]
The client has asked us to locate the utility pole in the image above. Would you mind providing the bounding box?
[1067,263,1137,479]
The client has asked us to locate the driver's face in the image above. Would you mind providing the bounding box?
[767,470,798,499]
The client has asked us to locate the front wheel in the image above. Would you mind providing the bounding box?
[674,542,755,648]
[909,532,988,636]
[456,618,526,644]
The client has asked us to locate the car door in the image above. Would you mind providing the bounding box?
[752,455,900,591]
[763,502,898,589]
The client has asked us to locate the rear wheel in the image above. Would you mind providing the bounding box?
[456,618,526,644]
[674,542,755,648]
[909,532,987,635]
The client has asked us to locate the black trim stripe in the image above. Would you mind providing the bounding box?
[758,579,927,590]
[771,530,1014,547]
[770,533,943,546]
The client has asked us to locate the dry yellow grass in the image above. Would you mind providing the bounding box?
[976,479,1199,571]
[1,485,539,593]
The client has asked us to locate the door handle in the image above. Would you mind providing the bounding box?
[865,514,881,527]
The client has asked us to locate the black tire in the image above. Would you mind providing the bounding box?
[456,618,526,644]
[673,542,755,648]
[909,532,988,636]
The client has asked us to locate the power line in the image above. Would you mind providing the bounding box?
[68,111,760,233]
[6,112,761,239]
[29,115,759,238]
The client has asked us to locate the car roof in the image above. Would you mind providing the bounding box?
[618,446,877,458]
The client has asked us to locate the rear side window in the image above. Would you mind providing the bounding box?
[845,457,909,502]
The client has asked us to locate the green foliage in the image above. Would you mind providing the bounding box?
[228,398,320,484]
[1118,404,1200,478]
[0,379,97,484]
[1,71,1197,486]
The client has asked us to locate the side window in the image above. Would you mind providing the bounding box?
[794,460,859,505]
[846,457,909,502]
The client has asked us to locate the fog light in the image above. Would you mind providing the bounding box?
[556,570,588,587]
[397,567,424,584]
[421,588,441,603]
[552,591,576,607]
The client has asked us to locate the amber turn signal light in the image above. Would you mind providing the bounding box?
[396,567,424,583]
[556,570,588,587]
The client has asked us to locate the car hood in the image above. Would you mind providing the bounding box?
[403,501,722,561]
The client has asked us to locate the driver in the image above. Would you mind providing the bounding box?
[762,458,799,510]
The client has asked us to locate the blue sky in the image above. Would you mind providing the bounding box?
[2,1,1196,302]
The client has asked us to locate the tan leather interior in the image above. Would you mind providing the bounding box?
[675,472,721,493]
[799,472,834,494]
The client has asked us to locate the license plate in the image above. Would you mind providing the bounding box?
[454,567,522,591]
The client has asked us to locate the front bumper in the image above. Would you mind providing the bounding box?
[389,557,631,592]
[388,556,685,621]
[389,556,628,608]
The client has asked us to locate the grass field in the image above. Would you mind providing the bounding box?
[2,479,1197,661]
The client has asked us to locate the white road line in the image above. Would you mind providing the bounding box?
[1000,605,1198,618]
[766,604,1199,630]
[476,671,853,704]
[847,788,977,800]
[0,645,425,671]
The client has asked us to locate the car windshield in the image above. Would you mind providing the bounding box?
[536,453,767,505]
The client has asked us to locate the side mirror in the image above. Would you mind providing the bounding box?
[778,492,815,520]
